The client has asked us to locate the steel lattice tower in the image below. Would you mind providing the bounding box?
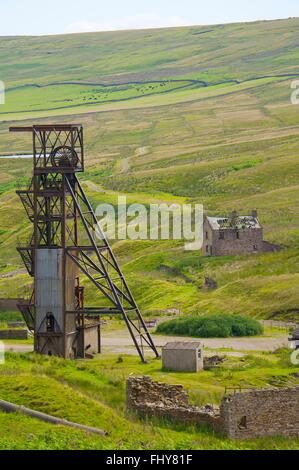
[11,124,159,362]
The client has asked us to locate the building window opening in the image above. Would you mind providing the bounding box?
[206,232,209,240]
[236,231,240,239]
[238,416,247,430]
[219,231,224,240]
[46,313,55,332]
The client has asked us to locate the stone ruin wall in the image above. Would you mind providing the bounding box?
[210,227,264,257]
[126,376,222,432]
[0,329,28,340]
[0,299,21,311]
[127,376,299,439]
[221,387,299,439]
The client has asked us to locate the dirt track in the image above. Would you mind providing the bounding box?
[100,329,289,356]
[4,328,288,356]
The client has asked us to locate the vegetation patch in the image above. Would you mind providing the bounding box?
[1,19,299,321]
[228,159,261,172]
[156,314,264,338]
[0,351,297,449]
[0,311,23,323]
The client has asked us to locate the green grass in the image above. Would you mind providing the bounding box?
[156,314,263,338]
[1,16,299,451]
[2,19,299,87]
[0,20,298,371]
[0,311,23,323]
[0,350,298,449]
[2,80,200,116]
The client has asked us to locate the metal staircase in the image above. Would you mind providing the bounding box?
[64,174,159,362]
[11,124,158,362]
[16,190,34,222]
[17,247,34,276]
[17,292,35,331]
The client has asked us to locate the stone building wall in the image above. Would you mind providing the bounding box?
[0,329,28,340]
[126,375,189,410]
[127,376,222,432]
[221,387,299,439]
[213,227,264,257]
[127,377,299,439]
[0,299,22,311]
[203,219,264,257]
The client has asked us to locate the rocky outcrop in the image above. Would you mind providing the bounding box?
[203,355,225,370]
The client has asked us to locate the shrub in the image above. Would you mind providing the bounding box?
[156,314,263,338]
[0,311,23,323]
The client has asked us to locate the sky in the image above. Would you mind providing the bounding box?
[1,0,299,36]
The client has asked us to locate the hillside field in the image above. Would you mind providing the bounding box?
[0,350,297,450]
[1,16,299,451]
[1,19,299,319]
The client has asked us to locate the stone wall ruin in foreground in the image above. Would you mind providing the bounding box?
[127,376,299,439]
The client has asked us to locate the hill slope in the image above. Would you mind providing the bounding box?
[0,351,298,449]
[0,18,299,320]
[2,18,299,86]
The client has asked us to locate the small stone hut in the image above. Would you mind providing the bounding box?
[162,341,203,372]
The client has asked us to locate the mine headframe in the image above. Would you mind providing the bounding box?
[11,124,159,362]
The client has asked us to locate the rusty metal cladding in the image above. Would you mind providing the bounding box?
[12,124,159,362]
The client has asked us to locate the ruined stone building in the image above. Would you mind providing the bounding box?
[127,376,299,439]
[203,210,280,257]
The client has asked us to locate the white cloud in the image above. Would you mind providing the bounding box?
[65,15,192,33]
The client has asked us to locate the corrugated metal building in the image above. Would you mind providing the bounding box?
[35,248,99,358]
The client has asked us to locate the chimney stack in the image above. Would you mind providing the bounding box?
[231,210,238,226]
[252,209,258,219]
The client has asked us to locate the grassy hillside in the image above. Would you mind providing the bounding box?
[0,350,298,449]
[2,18,299,86]
[0,18,299,320]
[1,17,299,119]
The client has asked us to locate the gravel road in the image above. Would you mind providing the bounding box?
[4,329,288,356]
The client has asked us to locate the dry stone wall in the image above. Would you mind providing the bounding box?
[0,298,21,311]
[0,329,28,340]
[127,376,299,439]
[127,376,222,432]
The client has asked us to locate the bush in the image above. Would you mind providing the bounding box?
[156,314,263,338]
[0,311,23,323]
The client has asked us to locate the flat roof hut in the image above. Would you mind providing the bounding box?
[162,341,203,372]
